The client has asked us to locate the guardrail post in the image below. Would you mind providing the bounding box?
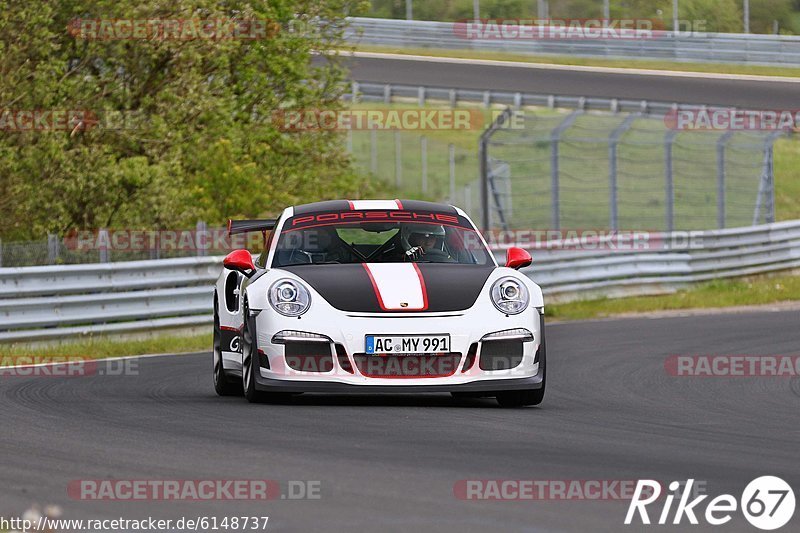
[448,143,456,202]
[98,228,110,263]
[351,81,360,104]
[370,129,377,174]
[608,114,638,231]
[483,91,491,108]
[421,135,428,194]
[394,131,402,188]
[196,221,207,257]
[716,131,734,229]
[383,84,391,104]
[418,86,426,106]
[664,130,678,232]
[449,89,457,108]
[47,234,59,264]
[550,110,582,231]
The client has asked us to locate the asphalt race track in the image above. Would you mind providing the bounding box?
[337,54,800,109]
[2,309,799,532]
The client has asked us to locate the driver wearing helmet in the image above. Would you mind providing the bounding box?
[401,224,447,261]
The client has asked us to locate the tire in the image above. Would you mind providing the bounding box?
[496,320,546,408]
[241,298,292,404]
[213,298,241,396]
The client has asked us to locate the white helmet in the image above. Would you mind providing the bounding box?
[400,223,445,250]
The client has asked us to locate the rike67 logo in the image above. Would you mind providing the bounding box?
[625,477,795,530]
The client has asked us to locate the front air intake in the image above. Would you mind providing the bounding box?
[284,342,334,373]
[478,340,523,371]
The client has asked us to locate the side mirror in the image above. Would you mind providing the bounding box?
[223,249,256,277]
[505,247,532,270]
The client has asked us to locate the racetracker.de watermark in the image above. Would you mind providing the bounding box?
[665,108,800,131]
[68,18,275,40]
[67,480,321,500]
[453,18,709,40]
[453,479,671,501]
[478,229,706,252]
[0,109,145,132]
[0,356,138,377]
[64,228,264,253]
[272,109,485,131]
[665,355,800,377]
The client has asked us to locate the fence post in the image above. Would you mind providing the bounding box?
[196,220,207,257]
[479,107,514,231]
[550,110,582,231]
[608,114,637,231]
[370,129,378,174]
[394,131,402,188]
[448,144,456,202]
[465,183,472,215]
[421,135,428,194]
[0,237,3,267]
[754,131,782,224]
[664,130,678,232]
[47,234,59,264]
[716,131,733,229]
[149,230,158,260]
[98,228,110,263]
[766,134,778,224]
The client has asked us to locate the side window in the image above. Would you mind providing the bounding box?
[224,271,241,313]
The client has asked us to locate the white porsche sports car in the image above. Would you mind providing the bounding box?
[213,199,546,407]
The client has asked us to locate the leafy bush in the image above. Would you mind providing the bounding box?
[0,0,372,240]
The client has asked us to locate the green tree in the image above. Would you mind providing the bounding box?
[0,0,370,239]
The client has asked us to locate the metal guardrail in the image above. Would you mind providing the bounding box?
[1,221,799,342]
[346,17,800,67]
[0,257,220,342]
[349,81,764,117]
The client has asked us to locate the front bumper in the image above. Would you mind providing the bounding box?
[254,372,543,393]
[253,305,544,390]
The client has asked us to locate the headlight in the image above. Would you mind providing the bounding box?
[490,277,529,315]
[269,279,311,316]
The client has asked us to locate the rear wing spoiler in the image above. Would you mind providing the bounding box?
[227,218,277,236]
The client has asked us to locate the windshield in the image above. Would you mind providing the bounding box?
[271,211,493,267]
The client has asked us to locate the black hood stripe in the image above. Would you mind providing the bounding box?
[282,263,494,313]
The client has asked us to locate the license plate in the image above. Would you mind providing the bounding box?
[365,335,450,355]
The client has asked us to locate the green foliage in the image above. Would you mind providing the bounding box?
[0,0,371,239]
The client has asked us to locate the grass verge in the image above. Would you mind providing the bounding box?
[0,333,210,361]
[351,44,800,78]
[547,273,800,321]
